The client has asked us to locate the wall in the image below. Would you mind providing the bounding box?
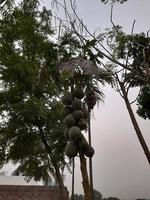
[0,185,69,200]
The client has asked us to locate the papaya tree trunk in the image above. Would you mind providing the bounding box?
[119,82,150,164]
[87,110,94,200]
[71,158,75,200]
[79,151,92,200]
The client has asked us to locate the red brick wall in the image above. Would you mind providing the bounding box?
[0,185,69,200]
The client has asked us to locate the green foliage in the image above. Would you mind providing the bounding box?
[103,197,120,200]
[70,189,102,200]
[93,189,103,200]
[101,0,127,3]
[0,0,67,184]
[105,27,150,120]
[0,0,14,13]
[59,32,82,61]
[71,194,84,200]
[137,86,150,119]
[58,32,113,99]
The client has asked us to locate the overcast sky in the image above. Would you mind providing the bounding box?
[41,0,150,199]
[3,0,150,199]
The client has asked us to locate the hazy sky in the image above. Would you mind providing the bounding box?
[3,0,150,199]
[41,0,150,199]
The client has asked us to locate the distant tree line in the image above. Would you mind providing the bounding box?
[70,190,150,200]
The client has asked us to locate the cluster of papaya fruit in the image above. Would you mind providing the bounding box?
[62,88,94,158]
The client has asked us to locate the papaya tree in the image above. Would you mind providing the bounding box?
[60,63,111,200]
[58,32,112,200]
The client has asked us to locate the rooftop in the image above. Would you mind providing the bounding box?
[0,175,42,186]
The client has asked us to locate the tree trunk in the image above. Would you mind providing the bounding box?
[36,124,68,200]
[71,158,75,200]
[87,110,94,200]
[120,82,150,164]
[54,163,68,200]
[79,151,92,200]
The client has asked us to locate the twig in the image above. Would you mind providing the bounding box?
[130,88,141,105]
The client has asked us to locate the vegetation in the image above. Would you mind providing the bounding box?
[0,0,69,199]
[0,1,113,200]
[70,189,102,200]
[0,0,149,199]
[50,0,150,165]
[102,27,150,163]
[100,0,127,3]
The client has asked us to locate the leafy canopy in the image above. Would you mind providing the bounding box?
[0,0,67,183]
[101,0,127,4]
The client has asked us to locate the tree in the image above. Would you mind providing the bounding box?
[108,30,150,119]
[103,197,120,200]
[0,1,113,199]
[0,0,68,199]
[58,33,112,200]
[93,189,102,200]
[100,0,127,3]
[137,86,150,119]
[70,189,102,200]
[71,194,84,200]
[50,0,150,165]
[103,27,150,163]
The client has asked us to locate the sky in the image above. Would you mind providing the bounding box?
[2,0,150,199]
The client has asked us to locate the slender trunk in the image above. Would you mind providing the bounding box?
[87,111,94,200]
[71,158,75,200]
[36,123,67,200]
[120,82,150,164]
[79,151,92,200]
[54,163,68,200]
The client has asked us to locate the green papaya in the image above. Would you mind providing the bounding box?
[64,114,76,127]
[62,106,72,118]
[72,99,82,110]
[83,145,95,158]
[62,93,73,105]
[73,110,84,120]
[77,119,87,130]
[64,128,69,139]
[69,126,82,142]
[78,136,89,151]
[65,141,78,158]
[73,88,84,99]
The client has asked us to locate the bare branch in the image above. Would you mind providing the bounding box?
[114,73,124,98]
[129,88,141,105]
[110,2,118,32]
[51,0,147,84]
[125,20,136,68]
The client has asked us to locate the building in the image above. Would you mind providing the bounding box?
[0,176,69,200]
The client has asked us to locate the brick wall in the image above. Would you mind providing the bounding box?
[0,185,69,200]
